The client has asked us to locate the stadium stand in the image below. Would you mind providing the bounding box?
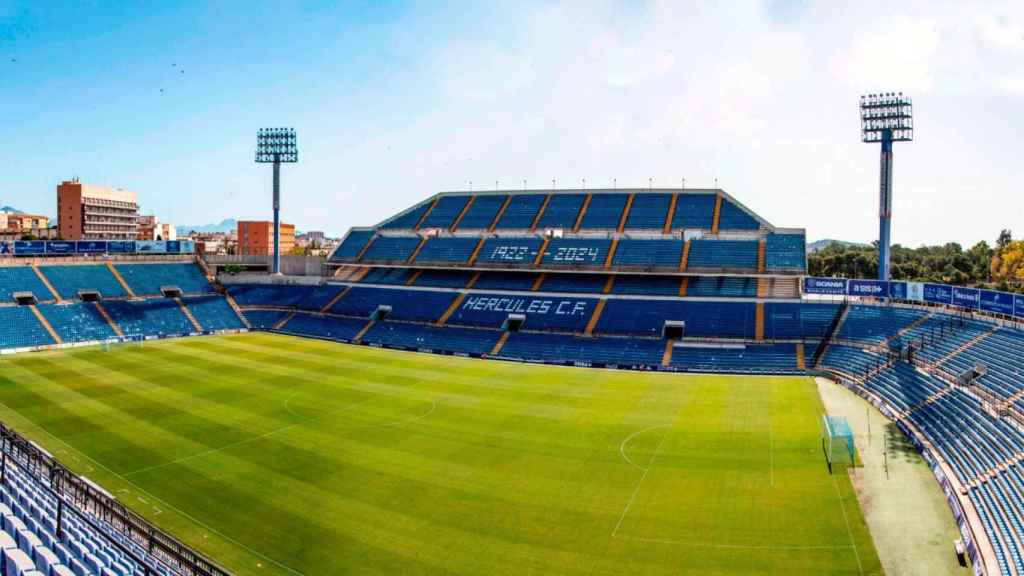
[686,240,759,271]
[330,230,375,262]
[38,266,126,300]
[716,200,761,230]
[671,193,716,230]
[242,309,290,330]
[114,263,212,295]
[411,270,475,288]
[0,307,56,350]
[103,299,195,337]
[420,196,470,229]
[380,202,431,230]
[494,194,546,229]
[578,194,628,229]
[359,267,414,285]
[446,293,597,331]
[540,238,612,267]
[623,193,671,230]
[611,239,684,268]
[536,274,607,294]
[37,303,117,343]
[765,233,807,272]
[330,287,456,323]
[596,300,756,338]
[278,314,367,341]
[499,333,664,366]
[181,296,246,331]
[472,272,538,291]
[360,236,422,263]
[686,276,757,298]
[610,275,680,296]
[364,321,500,355]
[0,268,55,303]
[670,343,804,373]
[414,237,479,264]
[475,237,545,266]
[455,195,506,230]
[536,194,585,229]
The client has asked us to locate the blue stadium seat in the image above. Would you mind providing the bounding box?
[359,268,414,285]
[330,230,375,261]
[540,238,611,267]
[596,299,757,338]
[670,343,801,373]
[330,287,456,322]
[500,333,664,366]
[38,266,126,300]
[241,309,289,330]
[686,240,758,270]
[456,195,506,229]
[278,314,367,341]
[612,239,683,268]
[765,234,806,272]
[412,270,474,288]
[414,237,479,264]
[182,296,245,331]
[624,193,671,230]
[102,299,195,336]
[0,307,56,349]
[37,303,116,343]
[671,193,716,230]
[578,194,628,229]
[536,194,585,229]
[686,277,756,298]
[836,305,926,344]
[763,303,841,339]
[475,237,544,266]
[716,199,761,230]
[0,268,54,303]
[610,275,681,296]
[360,236,422,263]
[420,196,470,229]
[363,321,500,355]
[494,195,546,229]
[114,264,211,295]
[380,202,431,229]
[538,274,607,293]
[472,272,538,291]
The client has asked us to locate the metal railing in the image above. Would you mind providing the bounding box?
[0,422,231,576]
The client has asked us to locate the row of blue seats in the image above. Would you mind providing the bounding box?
[836,305,928,344]
[0,264,212,303]
[375,192,762,232]
[669,343,810,373]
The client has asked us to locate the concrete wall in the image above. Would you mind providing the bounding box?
[205,255,325,276]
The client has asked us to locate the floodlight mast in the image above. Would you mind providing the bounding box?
[860,93,913,282]
[255,128,298,275]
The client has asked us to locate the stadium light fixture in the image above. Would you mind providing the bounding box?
[860,93,913,281]
[255,128,298,275]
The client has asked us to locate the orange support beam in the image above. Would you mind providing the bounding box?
[32,266,61,302]
[29,305,62,344]
[176,298,204,332]
[413,197,440,231]
[490,331,510,356]
[679,277,689,297]
[273,311,296,330]
[405,269,423,286]
[349,266,371,282]
[663,193,679,234]
[407,236,429,264]
[488,195,513,232]
[436,292,467,326]
[223,293,252,329]
[354,235,377,263]
[533,237,551,268]
[531,273,546,291]
[353,319,376,343]
[449,195,476,232]
[603,275,615,294]
[617,193,635,233]
[572,194,592,233]
[711,193,723,234]
[467,237,487,266]
[466,271,482,289]
[584,299,606,336]
[757,239,766,273]
[757,277,769,298]
[320,286,351,313]
[679,240,691,271]
[661,340,674,367]
[106,262,135,297]
[755,302,765,341]
[603,238,619,270]
[93,302,124,337]
[796,344,806,370]
[530,195,553,232]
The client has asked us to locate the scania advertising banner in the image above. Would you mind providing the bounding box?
[847,279,888,297]
[803,277,847,295]
[951,286,980,310]
[980,290,1015,316]
[923,283,953,305]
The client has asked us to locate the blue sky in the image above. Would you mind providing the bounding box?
[2,1,1022,246]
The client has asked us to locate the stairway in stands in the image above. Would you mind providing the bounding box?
[812,301,850,367]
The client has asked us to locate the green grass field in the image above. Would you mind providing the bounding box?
[0,333,881,575]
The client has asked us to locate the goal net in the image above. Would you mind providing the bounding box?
[821,415,856,473]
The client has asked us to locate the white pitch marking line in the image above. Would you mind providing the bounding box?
[612,425,672,538]
[614,534,854,549]
[619,424,671,472]
[832,474,864,575]
[769,414,774,488]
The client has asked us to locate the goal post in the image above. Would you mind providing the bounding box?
[821,415,856,473]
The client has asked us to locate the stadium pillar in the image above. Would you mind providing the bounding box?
[273,159,281,275]
[878,132,893,281]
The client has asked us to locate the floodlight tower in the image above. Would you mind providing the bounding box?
[255,128,298,275]
[860,93,913,281]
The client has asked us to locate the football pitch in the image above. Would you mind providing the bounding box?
[0,333,881,575]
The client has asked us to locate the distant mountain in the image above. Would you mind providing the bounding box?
[176,219,237,235]
[808,239,871,253]
[0,206,24,214]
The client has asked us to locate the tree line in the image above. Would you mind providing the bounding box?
[808,229,1024,293]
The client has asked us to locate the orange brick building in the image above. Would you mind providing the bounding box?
[237,221,295,255]
[57,180,138,240]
